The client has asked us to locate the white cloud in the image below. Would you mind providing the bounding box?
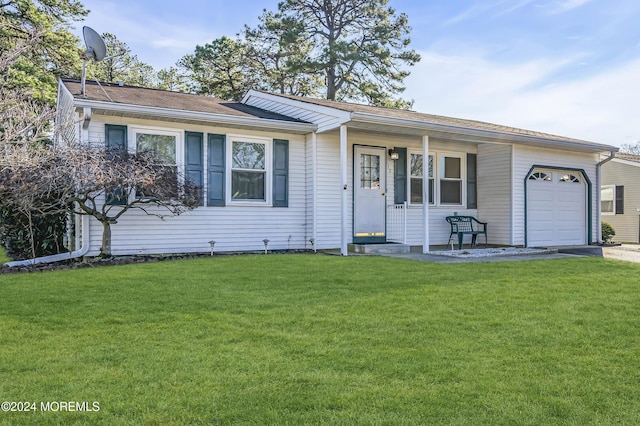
[404,50,640,147]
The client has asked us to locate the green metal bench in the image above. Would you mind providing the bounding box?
[446,215,488,250]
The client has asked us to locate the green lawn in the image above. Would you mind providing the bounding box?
[0,255,639,425]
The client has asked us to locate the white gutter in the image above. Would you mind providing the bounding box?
[350,112,616,153]
[595,150,618,244]
[74,99,318,134]
[5,215,91,268]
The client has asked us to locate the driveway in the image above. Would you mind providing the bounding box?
[602,244,640,263]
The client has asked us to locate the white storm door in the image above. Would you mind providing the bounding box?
[354,146,386,242]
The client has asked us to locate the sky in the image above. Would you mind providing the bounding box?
[72,0,640,148]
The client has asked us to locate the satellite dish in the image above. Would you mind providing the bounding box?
[80,26,107,96]
[82,26,107,61]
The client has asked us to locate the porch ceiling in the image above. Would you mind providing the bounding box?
[346,120,497,143]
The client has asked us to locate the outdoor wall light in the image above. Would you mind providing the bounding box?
[388,149,399,160]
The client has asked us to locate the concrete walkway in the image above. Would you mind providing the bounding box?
[602,244,640,263]
[380,250,582,263]
[328,244,640,263]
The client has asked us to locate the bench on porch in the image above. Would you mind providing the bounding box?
[446,215,488,250]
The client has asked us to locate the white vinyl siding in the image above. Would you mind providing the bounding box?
[313,131,342,249]
[601,160,640,243]
[477,143,513,245]
[84,115,309,255]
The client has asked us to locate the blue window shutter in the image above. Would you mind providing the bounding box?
[185,131,204,206]
[273,139,289,207]
[207,134,226,206]
[467,153,477,209]
[394,147,407,204]
[615,185,624,214]
[105,124,127,205]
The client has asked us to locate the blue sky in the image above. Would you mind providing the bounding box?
[74,0,640,148]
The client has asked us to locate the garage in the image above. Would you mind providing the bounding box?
[526,168,587,247]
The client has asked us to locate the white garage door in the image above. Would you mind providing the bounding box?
[527,170,587,247]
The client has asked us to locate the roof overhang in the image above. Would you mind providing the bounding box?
[73,98,318,135]
[609,157,640,167]
[348,112,618,154]
[242,90,351,132]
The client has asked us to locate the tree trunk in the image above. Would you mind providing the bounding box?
[100,220,112,257]
[326,66,336,100]
[27,210,36,260]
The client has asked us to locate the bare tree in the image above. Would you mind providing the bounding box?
[0,140,201,259]
[619,141,640,155]
[62,145,201,256]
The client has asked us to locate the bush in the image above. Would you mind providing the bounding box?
[0,202,67,261]
[601,221,616,244]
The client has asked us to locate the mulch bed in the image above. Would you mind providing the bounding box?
[0,249,315,275]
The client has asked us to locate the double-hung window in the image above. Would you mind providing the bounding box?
[406,151,465,206]
[601,185,624,215]
[228,136,271,203]
[439,155,462,205]
[131,127,181,199]
[409,154,434,204]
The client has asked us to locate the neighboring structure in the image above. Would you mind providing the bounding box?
[601,153,640,243]
[57,79,618,256]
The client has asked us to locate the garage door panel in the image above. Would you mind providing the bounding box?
[527,170,586,247]
[530,211,554,222]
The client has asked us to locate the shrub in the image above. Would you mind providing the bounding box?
[601,221,616,244]
[0,202,67,261]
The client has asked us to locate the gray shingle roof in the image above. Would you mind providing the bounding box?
[615,152,640,163]
[62,79,305,122]
[265,92,598,145]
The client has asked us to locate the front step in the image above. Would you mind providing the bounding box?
[348,243,410,254]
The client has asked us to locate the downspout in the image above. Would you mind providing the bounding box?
[5,215,91,268]
[312,132,317,252]
[596,150,617,244]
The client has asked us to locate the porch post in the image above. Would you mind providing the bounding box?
[422,135,430,254]
[340,125,348,256]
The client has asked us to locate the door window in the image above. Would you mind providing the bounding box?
[360,154,380,189]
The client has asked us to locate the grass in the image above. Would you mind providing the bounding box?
[0,254,639,425]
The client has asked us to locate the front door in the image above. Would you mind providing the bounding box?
[354,146,386,243]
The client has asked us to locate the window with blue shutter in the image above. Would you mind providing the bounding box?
[185,131,204,206]
[273,139,289,207]
[394,147,407,204]
[207,134,226,206]
[105,124,127,205]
